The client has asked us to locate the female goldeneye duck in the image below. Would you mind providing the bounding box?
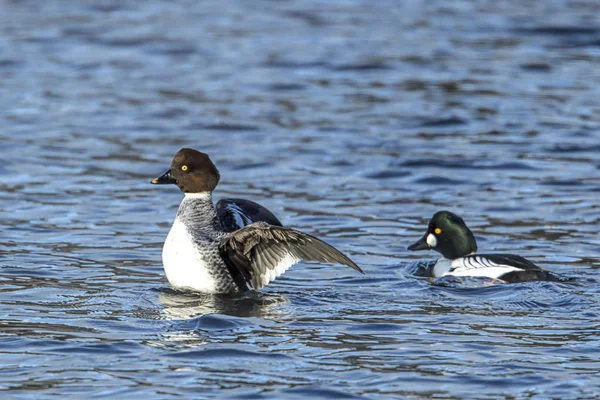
[407,210,560,283]
[151,148,363,294]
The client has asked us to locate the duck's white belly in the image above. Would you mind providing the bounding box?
[162,219,218,293]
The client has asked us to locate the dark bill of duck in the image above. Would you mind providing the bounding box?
[151,169,177,185]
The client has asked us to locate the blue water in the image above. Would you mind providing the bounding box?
[1,1,600,398]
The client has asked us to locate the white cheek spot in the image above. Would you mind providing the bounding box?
[426,233,437,247]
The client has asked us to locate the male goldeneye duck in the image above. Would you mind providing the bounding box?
[407,210,560,283]
[151,148,363,294]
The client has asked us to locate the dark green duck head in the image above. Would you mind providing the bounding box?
[408,211,477,260]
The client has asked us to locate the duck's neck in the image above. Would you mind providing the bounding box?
[176,192,222,233]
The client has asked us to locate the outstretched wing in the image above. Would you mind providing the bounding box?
[216,198,283,233]
[219,222,363,290]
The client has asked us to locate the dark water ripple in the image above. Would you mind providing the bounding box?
[1,0,600,398]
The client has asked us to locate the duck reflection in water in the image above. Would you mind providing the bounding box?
[157,288,290,321]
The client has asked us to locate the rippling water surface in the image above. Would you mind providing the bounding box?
[2,1,600,398]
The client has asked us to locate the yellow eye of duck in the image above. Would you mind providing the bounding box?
[434,228,442,235]
[181,165,188,171]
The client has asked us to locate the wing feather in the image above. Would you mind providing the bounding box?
[219,222,363,290]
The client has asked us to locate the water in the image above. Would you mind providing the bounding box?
[1,0,600,398]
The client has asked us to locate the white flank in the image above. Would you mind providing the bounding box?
[259,253,299,288]
[448,265,520,279]
[426,233,437,247]
[433,256,520,279]
[162,219,219,293]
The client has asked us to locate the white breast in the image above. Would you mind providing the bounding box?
[433,256,520,279]
[432,258,453,277]
[162,219,219,293]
